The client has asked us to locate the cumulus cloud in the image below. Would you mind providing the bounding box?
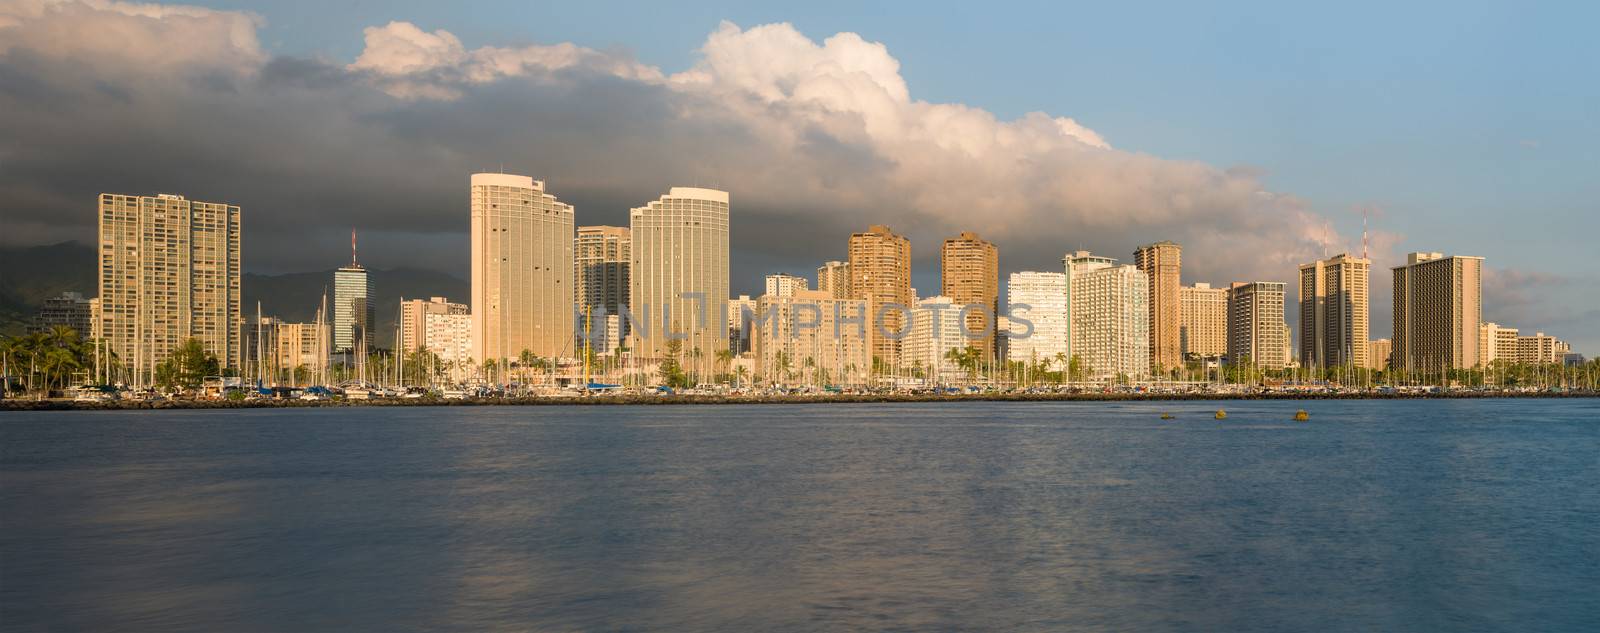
[3,1,1589,350]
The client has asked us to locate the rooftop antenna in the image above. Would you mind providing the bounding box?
[351,228,358,266]
[1362,206,1370,260]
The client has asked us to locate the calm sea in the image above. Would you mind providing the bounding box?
[3,400,1598,632]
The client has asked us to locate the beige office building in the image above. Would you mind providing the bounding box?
[849,225,913,368]
[816,260,851,299]
[1299,253,1371,370]
[630,187,729,365]
[1392,252,1483,372]
[1227,281,1288,370]
[1180,283,1228,359]
[401,296,469,352]
[1368,338,1392,371]
[1478,322,1519,366]
[470,173,575,365]
[1133,241,1182,371]
[574,225,630,321]
[98,193,241,386]
[941,232,1000,361]
[1517,333,1570,365]
[1065,251,1149,380]
[752,289,869,386]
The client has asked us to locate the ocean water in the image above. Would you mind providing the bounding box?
[2,399,1598,632]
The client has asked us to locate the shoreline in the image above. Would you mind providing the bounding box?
[3,390,1595,411]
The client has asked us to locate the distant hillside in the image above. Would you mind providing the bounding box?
[0,241,468,346]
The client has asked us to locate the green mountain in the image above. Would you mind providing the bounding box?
[0,241,468,347]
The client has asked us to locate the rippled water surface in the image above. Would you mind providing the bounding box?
[3,400,1598,631]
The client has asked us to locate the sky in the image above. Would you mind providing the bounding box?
[1,0,1595,353]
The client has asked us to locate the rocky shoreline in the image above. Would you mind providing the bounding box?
[3,390,1594,411]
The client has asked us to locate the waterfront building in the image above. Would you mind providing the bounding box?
[1299,253,1371,370]
[1368,338,1393,371]
[332,235,372,354]
[752,289,869,386]
[1064,251,1149,380]
[471,173,575,365]
[1517,332,1570,365]
[765,273,809,298]
[728,295,757,355]
[97,192,241,385]
[941,232,1000,361]
[575,226,630,336]
[906,295,971,383]
[30,291,95,337]
[1478,322,1519,366]
[1392,252,1483,372]
[629,187,729,368]
[1179,283,1229,360]
[1005,271,1068,368]
[816,260,851,299]
[1226,281,1288,370]
[848,225,913,369]
[275,320,328,382]
[400,296,470,362]
[1133,241,1183,371]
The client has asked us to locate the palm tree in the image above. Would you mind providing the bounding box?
[518,349,537,384]
[714,348,734,384]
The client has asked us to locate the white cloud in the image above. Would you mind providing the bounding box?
[0,0,263,72]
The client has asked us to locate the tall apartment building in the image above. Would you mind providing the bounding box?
[1368,338,1392,371]
[1517,332,1570,365]
[906,295,972,383]
[400,296,469,352]
[1005,271,1068,367]
[98,193,240,385]
[816,260,851,299]
[1227,281,1287,370]
[1179,283,1228,359]
[30,291,95,336]
[1392,252,1483,372]
[752,289,869,385]
[765,273,809,298]
[574,226,630,331]
[275,320,328,383]
[941,232,1000,361]
[1133,241,1182,371]
[848,225,912,368]
[470,173,575,364]
[727,295,757,355]
[1299,253,1371,370]
[630,187,729,363]
[1064,251,1149,380]
[1477,322,1519,366]
[332,237,372,354]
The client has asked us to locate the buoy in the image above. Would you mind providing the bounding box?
[1160,413,1174,420]
[1214,410,1227,420]
[1293,409,1310,422]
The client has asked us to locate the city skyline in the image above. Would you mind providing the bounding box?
[1,1,1595,355]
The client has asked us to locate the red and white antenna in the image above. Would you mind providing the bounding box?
[351,228,358,266]
[1362,207,1369,260]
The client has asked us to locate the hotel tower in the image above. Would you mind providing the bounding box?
[941,232,1000,361]
[1133,241,1183,372]
[848,225,913,368]
[1391,252,1483,372]
[1298,253,1370,370]
[470,173,575,365]
[629,187,730,361]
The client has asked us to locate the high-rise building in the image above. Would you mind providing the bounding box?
[1478,322,1519,366]
[765,273,809,298]
[1006,271,1068,367]
[400,296,469,352]
[274,320,328,384]
[332,232,372,355]
[1064,251,1149,380]
[1179,283,1228,359]
[98,193,241,385]
[941,232,1000,362]
[575,226,630,333]
[727,295,757,355]
[1516,332,1570,365]
[30,291,95,337]
[1367,338,1392,371]
[752,289,869,385]
[1227,281,1287,370]
[471,173,576,365]
[1299,253,1371,371]
[630,187,729,365]
[816,260,851,299]
[906,295,972,383]
[849,225,912,368]
[1392,252,1483,372]
[1133,241,1182,371]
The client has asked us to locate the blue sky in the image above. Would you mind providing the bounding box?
[197,0,1598,274]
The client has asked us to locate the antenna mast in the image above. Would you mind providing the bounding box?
[1362,207,1369,260]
